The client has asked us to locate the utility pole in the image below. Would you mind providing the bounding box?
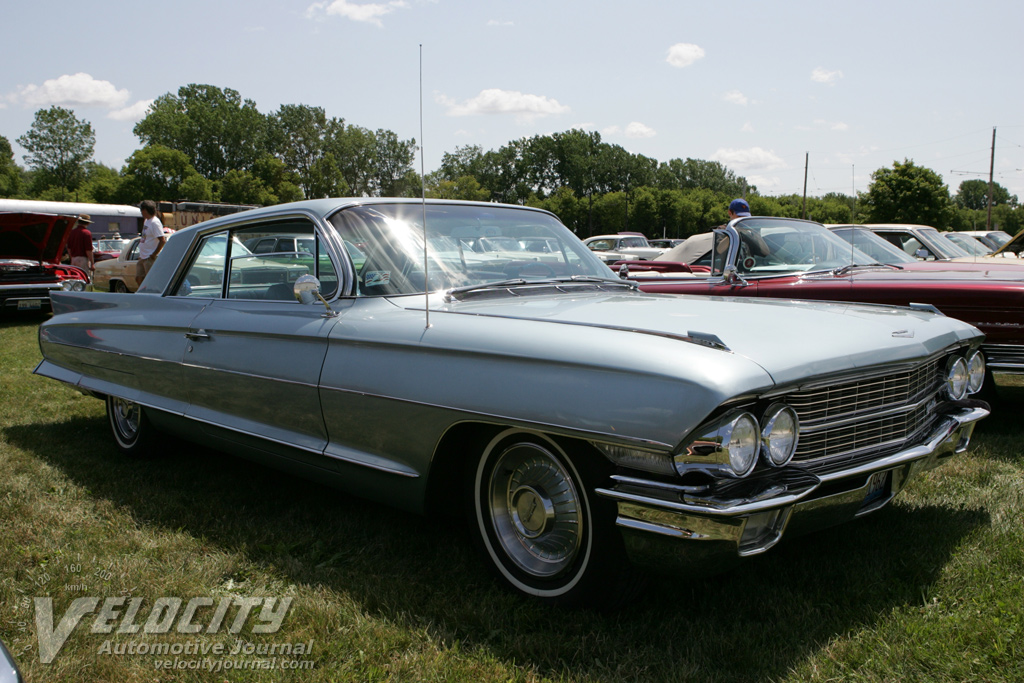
[986,127,996,230]
[802,153,809,220]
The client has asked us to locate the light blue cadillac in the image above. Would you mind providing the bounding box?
[36,199,989,606]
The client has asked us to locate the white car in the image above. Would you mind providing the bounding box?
[582,234,666,262]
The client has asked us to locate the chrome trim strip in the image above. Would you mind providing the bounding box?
[616,516,704,539]
[318,383,674,451]
[435,309,732,352]
[0,283,64,291]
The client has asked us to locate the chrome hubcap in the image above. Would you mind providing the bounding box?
[488,443,582,578]
[111,398,139,440]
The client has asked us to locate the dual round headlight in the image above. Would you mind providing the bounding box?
[61,279,87,292]
[724,413,760,477]
[946,350,985,400]
[761,404,800,468]
[691,406,800,478]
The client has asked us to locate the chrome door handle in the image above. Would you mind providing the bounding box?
[184,329,211,340]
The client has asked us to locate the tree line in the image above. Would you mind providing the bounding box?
[1,83,1020,238]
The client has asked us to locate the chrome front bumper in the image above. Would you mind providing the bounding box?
[596,404,989,577]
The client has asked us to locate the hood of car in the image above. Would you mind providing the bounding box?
[0,212,78,264]
[428,289,980,387]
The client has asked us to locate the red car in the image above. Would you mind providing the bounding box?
[627,217,1024,377]
[0,212,89,312]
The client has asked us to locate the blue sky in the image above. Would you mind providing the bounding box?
[3,0,1022,201]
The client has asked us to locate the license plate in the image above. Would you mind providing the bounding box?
[17,300,42,311]
[864,470,890,504]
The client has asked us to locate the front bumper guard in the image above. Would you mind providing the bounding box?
[595,404,989,576]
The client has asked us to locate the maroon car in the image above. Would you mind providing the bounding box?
[627,217,1024,376]
[0,212,88,312]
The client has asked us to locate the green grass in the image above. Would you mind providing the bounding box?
[1,314,1022,682]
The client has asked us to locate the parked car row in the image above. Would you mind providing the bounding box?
[34,199,992,607]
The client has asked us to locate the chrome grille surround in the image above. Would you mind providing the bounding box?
[782,355,949,470]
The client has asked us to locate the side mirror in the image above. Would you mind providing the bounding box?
[618,263,630,279]
[294,275,338,317]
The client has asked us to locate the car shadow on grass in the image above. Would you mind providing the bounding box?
[6,414,992,683]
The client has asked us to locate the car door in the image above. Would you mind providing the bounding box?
[175,218,347,469]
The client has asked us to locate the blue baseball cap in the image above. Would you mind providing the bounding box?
[729,198,751,217]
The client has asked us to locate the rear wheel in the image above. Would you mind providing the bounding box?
[470,429,637,607]
[112,280,128,293]
[106,396,158,457]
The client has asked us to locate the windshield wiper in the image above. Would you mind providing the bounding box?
[832,263,904,276]
[445,275,634,302]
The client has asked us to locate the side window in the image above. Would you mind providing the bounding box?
[174,232,229,297]
[252,238,277,254]
[229,220,337,301]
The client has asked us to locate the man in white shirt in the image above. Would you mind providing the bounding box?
[136,200,167,286]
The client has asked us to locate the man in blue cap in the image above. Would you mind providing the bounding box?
[728,198,751,219]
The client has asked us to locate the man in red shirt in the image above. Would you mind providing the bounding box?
[67,214,94,281]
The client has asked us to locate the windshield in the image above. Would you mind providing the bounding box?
[988,232,1012,247]
[328,203,614,296]
[714,217,875,276]
[830,227,917,264]
[945,233,991,256]
[917,227,970,258]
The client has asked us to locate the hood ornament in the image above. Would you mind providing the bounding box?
[892,329,915,338]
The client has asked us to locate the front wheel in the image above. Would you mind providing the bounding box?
[106,396,158,457]
[471,430,636,607]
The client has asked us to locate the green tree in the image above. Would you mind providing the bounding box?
[657,158,751,196]
[326,124,376,196]
[121,144,204,201]
[372,129,417,197]
[78,163,124,204]
[252,154,303,204]
[954,179,1016,210]
[865,159,953,227]
[0,135,22,197]
[427,175,490,201]
[218,169,275,205]
[16,106,95,198]
[269,104,343,198]
[133,84,268,180]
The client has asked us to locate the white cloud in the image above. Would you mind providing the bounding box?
[741,122,754,133]
[723,90,748,106]
[710,147,787,172]
[796,119,849,132]
[438,89,569,121]
[13,73,130,109]
[748,174,783,189]
[487,19,513,26]
[811,67,843,85]
[624,122,656,139]
[108,99,154,122]
[305,0,408,26]
[666,43,705,68]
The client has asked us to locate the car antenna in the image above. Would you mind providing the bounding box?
[419,44,431,330]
